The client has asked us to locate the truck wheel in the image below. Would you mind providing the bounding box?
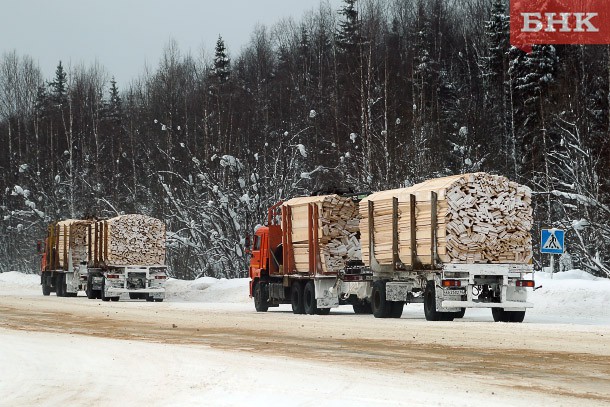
[507,310,525,322]
[291,281,304,314]
[424,281,440,321]
[371,280,390,318]
[42,276,51,296]
[55,273,65,297]
[454,308,466,319]
[101,278,110,302]
[389,301,405,318]
[145,295,154,302]
[303,281,318,315]
[491,308,507,322]
[111,296,120,302]
[253,282,269,312]
[493,308,525,323]
[352,300,373,315]
[154,298,164,303]
[316,307,331,315]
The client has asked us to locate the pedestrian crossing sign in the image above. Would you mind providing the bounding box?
[541,229,565,254]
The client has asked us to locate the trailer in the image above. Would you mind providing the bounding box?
[86,215,167,302]
[361,173,535,322]
[39,215,167,302]
[39,220,92,297]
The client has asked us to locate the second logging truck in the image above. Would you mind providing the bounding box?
[249,173,535,322]
[39,214,167,301]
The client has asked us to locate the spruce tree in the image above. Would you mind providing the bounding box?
[49,61,67,105]
[213,35,231,84]
[336,0,363,56]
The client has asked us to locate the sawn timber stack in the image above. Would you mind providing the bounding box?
[282,195,361,274]
[90,214,166,267]
[360,173,533,268]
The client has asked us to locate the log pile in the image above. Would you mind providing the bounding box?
[96,214,166,266]
[360,173,533,266]
[283,195,361,274]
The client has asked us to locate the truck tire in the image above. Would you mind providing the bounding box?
[371,280,390,318]
[388,301,405,318]
[423,281,437,320]
[316,307,331,315]
[110,296,120,302]
[291,281,304,314]
[352,300,373,314]
[506,310,526,322]
[253,282,269,312]
[55,273,65,297]
[154,298,164,303]
[303,281,317,315]
[492,308,506,322]
[454,308,466,319]
[492,308,525,323]
[42,276,51,296]
[101,278,110,302]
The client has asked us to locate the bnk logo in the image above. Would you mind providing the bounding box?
[511,0,610,50]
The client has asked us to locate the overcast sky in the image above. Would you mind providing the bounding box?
[2,0,342,85]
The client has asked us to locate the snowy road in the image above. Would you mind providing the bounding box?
[1,272,609,406]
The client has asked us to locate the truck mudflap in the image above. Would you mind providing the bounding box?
[315,278,339,308]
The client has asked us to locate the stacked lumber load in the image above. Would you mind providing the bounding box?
[94,214,166,266]
[56,220,93,269]
[360,173,533,266]
[282,195,361,274]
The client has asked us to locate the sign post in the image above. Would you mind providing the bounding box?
[540,228,565,279]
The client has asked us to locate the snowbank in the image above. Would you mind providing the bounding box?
[0,271,39,291]
[165,276,250,303]
[528,270,610,324]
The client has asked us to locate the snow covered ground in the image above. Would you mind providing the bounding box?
[1,270,609,406]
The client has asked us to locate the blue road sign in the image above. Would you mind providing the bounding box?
[541,229,565,254]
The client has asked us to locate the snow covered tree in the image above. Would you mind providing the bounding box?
[547,116,610,277]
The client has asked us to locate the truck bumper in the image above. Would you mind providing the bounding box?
[442,300,533,310]
[105,288,165,298]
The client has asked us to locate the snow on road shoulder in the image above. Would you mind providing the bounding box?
[528,270,610,324]
[0,271,40,295]
[165,276,250,303]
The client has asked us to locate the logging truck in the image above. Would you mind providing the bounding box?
[39,215,167,302]
[248,195,373,315]
[249,173,535,322]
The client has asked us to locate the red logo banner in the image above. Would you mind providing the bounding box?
[511,0,610,51]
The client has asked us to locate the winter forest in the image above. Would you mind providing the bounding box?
[1,0,609,279]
